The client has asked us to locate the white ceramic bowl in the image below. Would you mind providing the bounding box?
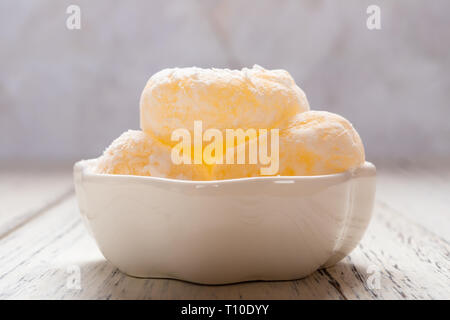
[74,160,376,284]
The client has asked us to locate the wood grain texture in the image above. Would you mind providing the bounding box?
[0,169,73,238]
[0,165,449,299]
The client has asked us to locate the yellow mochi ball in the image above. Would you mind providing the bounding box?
[278,111,365,176]
[211,111,365,179]
[139,65,310,145]
[94,130,211,180]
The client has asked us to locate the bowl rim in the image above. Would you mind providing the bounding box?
[74,159,375,185]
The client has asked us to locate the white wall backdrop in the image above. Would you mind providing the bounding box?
[1,0,449,163]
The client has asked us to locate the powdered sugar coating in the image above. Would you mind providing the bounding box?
[140,65,310,144]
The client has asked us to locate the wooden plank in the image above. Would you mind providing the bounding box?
[0,169,73,238]
[376,165,450,242]
[0,173,449,299]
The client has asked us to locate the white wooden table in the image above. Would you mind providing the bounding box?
[1,163,449,299]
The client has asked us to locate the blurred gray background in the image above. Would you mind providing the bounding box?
[1,0,449,166]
